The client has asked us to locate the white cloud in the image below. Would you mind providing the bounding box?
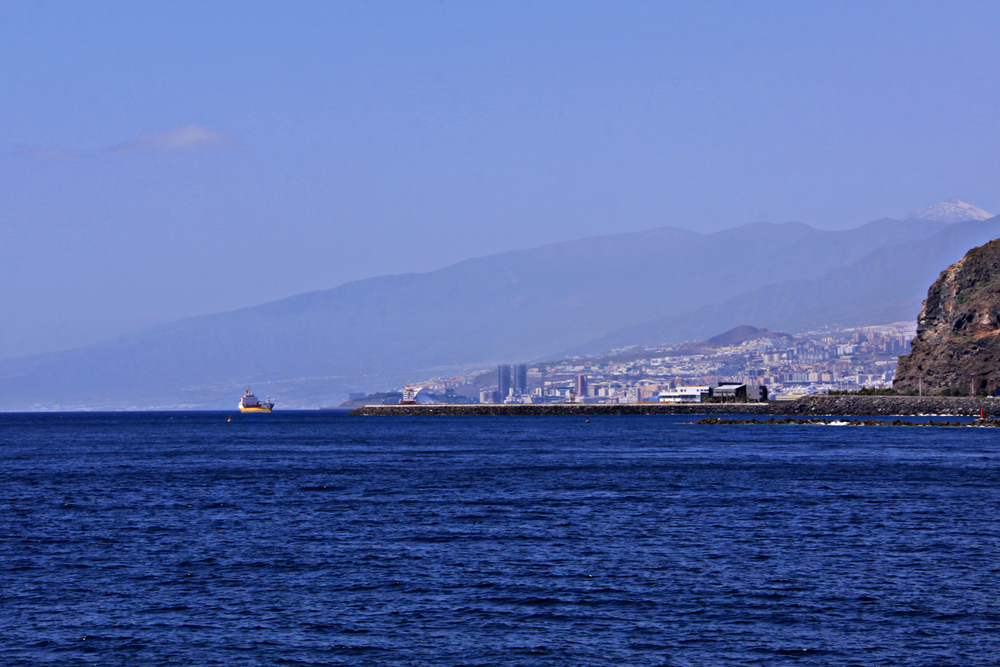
[15,147,87,162]
[112,123,239,154]
[13,124,238,161]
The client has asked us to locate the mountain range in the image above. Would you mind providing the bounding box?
[2,200,997,410]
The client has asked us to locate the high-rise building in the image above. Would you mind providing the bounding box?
[577,374,588,397]
[513,364,528,394]
[497,364,512,399]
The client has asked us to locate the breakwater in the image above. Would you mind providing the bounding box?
[351,395,1000,417]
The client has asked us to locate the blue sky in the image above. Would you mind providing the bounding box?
[3,1,1000,358]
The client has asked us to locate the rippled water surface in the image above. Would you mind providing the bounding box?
[3,411,1000,665]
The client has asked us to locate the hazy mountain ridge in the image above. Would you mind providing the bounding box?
[578,217,1000,354]
[0,215,971,410]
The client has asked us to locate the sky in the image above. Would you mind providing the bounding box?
[3,1,1000,359]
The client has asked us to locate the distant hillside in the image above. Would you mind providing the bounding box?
[579,217,1000,353]
[0,216,958,410]
[705,325,792,348]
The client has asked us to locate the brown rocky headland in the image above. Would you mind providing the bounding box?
[895,238,1000,395]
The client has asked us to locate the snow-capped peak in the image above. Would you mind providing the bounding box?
[907,197,993,223]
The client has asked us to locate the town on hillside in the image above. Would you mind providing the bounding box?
[344,322,915,406]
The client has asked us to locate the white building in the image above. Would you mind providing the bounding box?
[658,385,710,403]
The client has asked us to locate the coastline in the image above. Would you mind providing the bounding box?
[350,395,1000,417]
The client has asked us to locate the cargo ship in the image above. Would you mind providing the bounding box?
[239,387,274,412]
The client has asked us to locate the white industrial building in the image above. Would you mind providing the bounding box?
[657,386,710,403]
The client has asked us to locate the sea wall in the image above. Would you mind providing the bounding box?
[351,396,1000,417]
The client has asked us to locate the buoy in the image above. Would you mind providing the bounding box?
[228,416,232,422]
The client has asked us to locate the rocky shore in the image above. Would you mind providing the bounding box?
[778,395,1000,416]
[351,395,1000,417]
[693,417,976,427]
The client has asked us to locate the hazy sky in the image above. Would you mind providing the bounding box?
[3,1,1000,359]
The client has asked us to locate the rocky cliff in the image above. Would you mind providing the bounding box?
[894,238,1000,394]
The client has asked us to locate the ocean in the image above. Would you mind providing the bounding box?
[2,411,999,665]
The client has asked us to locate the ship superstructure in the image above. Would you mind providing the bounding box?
[400,383,419,404]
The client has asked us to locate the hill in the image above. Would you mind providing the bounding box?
[705,325,792,348]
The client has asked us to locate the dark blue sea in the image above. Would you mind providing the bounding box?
[3,411,1000,665]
